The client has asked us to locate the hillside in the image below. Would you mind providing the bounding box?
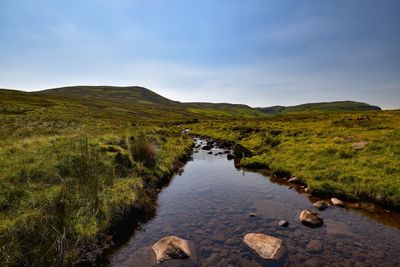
[257,101,381,115]
[0,85,395,266]
[38,86,179,106]
[185,102,265,117]
[0,86,262,130]
[0,87,383,129]
[0,90,196,265]
[0,86,265,265]
[39,86,267,118]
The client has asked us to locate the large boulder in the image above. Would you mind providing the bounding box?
[243,233,284,260]
[201,145,211,151]
[233,144,253,158]
[299,209,323,227]
[152,236,191,263]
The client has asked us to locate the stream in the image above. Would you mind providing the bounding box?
[107,138,400,266]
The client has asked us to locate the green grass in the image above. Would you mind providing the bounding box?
[0,86,395,265]
[32,86,267,120]
[0,87,198,265]
[189,110,400,209]
[186,103,266,118]
[0,127,193,266]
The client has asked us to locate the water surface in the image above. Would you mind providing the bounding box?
[109,139,400,266]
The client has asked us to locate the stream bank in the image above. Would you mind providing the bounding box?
[106,138,400,266]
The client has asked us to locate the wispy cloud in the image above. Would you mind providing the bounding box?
[0,0,399,109]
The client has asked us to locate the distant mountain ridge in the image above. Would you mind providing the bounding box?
[36,85,265,118]
[0,86,382,121]
[257,101,381,115]
[38,86,179,106]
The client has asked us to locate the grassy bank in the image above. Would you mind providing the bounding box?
[0,123,193,266]
[0,86,396,265]
[0,87,204,266]
[189,110,400,209]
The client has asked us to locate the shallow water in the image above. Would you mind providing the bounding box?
[108,139,400,266]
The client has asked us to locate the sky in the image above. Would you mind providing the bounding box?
[0,0,399,109]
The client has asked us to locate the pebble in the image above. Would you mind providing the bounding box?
[278,220,289,227]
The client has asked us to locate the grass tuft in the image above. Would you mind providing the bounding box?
[189,110,400,209]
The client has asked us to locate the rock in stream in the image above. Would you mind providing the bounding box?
[243,233,285,260]
[299,209,323,227]
[152,236,191,262]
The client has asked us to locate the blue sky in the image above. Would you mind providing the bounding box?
[1,0,399,108]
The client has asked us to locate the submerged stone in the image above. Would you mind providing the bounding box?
[243,233,284,260]
[152,236,191,262]
[306,240,323,254]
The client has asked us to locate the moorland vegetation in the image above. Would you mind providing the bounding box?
[190,111,400,210]
[0,86,396,266]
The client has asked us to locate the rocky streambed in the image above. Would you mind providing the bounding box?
[106,138,400,266]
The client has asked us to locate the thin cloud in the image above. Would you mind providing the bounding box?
[0,0,399,109]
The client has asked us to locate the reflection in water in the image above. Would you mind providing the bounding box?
[107,140,400,266]
[244,168,400,229]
